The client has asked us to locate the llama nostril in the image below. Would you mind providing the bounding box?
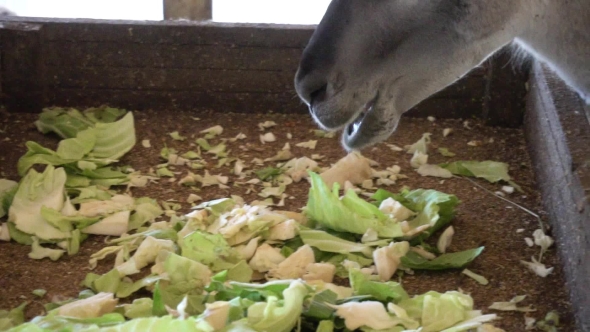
[294,64,329,105]
[309,84,328,106]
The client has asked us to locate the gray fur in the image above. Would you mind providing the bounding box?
[294,0,590,151]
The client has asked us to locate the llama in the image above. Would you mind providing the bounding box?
[294,0,589,150]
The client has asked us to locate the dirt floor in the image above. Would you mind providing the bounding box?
[0,108,577,331]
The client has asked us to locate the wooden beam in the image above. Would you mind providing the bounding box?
[524,61,590,332]
[0,17,527,123]
[0,22,44,113]
[164,0,212,21]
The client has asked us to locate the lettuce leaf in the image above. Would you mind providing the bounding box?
[0,179,18,218]
[116,276,162,298]
[56,128,97,160]
[123,298,154,319]
[40,206,100,232]
[226,260,254,283]
[164,253,212,293]
[29,236,66,261]
[11,314,206,332]
[403,190,459,240]
[128,198,163,231]
[405,133,432,154]
[247,280,308,332]
[316,320,336,332]
[115,236,175,276]
[349,268,409,303]
[192,198,236,217]
[18,112,136,177]
[69,186,113,204]
[35,106,127,139]
[224,279,293,301]
[95,315,209,332]
[397,291,475,332]
[372,188,459,240]
[303,289,338,320]
[156,253,212,315]
[91,269,122,294]
[8,165,71,241]
[331,301,416,331]
[35,108,95,139]
[306,172,403,238]
[89,112,136,160]
[6,222,33,245]
[400,247,484,270]
[0,302,26,330]
[439,161,511,183]
[255,167,284,181]
[81,106,128,124]
[151,282,167,317]
[54,292,118,319]
[180,230,238,271]
[299,229,379,257]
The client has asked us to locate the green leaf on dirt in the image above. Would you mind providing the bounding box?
[255,167,284,181]
[439,161,511,183]
[169,131,186,141]
[438,148,456,157]
[401,247,485,270]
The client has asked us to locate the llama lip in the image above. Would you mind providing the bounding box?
[347,109,367,136]
[346,94,378,139]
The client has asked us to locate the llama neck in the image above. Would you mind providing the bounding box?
[515,0,590,100]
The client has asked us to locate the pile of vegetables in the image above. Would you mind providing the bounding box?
[0,107,161,259]
[0,107,556,331]
[1,169,493,331]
